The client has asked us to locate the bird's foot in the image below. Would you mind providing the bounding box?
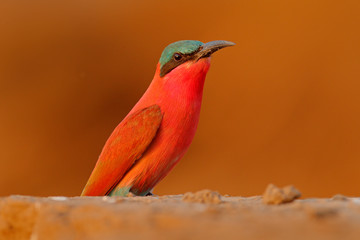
[146,192,157,197]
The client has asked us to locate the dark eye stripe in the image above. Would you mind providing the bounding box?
[160,54,191,77]
[160,48,202,77]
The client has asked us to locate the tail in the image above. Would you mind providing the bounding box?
[107,186,131,197]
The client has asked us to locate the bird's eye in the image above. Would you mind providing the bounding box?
[173,53,182,61]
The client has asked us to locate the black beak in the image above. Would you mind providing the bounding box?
[195,40,235,61]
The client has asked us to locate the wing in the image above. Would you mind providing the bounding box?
[81,104,162,196]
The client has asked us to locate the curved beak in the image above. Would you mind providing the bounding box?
[195,40,235,61]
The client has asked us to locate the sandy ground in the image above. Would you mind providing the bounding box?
[1,189,360,240]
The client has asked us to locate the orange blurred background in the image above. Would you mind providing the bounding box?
[0,0,359,198]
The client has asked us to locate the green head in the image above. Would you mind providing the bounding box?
[159,40,235,77]
[159,40,203,68]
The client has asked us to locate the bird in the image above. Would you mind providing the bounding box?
[81,40,235,197]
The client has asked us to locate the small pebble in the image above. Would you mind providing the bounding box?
[263,184,301,205]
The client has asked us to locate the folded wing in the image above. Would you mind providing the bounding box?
[81,105,163,196]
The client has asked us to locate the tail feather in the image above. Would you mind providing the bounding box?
[108,186,131,197]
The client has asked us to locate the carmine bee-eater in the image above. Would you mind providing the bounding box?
[81,40,235,196]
